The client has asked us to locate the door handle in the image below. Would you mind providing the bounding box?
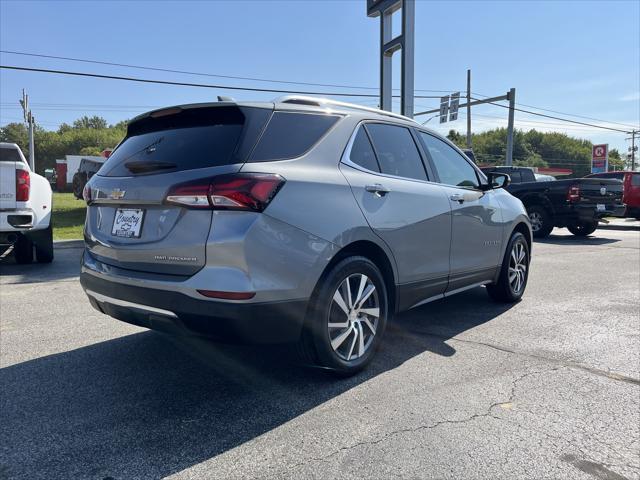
[450,193,465,204]
[365,184,391,197]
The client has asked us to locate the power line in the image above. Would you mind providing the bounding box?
[472,91,639,130]
[0,64,445,99]
[0,49,458,94]
[471,97,634,134]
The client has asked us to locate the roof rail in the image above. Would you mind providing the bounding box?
[273,95,417,123]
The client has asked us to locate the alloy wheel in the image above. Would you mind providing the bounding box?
[328,273,380,361]
[529,212,542,232]
[508,242,528,294]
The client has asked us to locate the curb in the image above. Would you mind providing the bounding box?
[54,239,84,249]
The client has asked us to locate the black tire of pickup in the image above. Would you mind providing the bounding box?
[527,205,554,238]
[14,234,33,264]
[567,220,598,236]
[35,226,54,263]
[72,172,87,200]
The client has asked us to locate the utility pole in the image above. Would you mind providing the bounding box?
[466,69,472,148]
[505,88,516,166]
[632,130,637,171]
[19,89,35,171]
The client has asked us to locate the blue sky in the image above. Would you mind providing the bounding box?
[1,0,639,154]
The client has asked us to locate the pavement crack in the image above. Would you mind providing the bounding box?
[289,368,556,472]
[430,335,640,386]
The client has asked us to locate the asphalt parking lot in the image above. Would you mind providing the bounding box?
[1,220,639,480]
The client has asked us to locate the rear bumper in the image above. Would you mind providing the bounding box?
[80,270,308,344]
[554,204,625,225]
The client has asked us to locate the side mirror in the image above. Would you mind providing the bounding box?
[488,172,510,189]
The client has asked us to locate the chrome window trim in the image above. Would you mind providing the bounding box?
[340,121,441,187]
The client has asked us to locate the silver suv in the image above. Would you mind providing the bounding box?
[81,96,531,374]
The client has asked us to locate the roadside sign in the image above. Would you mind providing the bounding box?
[449,92,460,121]
[439,95,450,124]
[591,144,608,173]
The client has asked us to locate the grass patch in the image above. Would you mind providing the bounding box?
[52,192,86,240]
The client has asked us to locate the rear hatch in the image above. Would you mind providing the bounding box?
[84,104,271,276]
[574,178,623,205]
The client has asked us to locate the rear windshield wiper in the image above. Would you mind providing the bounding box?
[124,160,177,174]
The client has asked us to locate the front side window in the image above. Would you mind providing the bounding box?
[349,126,380,172]
[419,132,479,189]
[365,124,427,181]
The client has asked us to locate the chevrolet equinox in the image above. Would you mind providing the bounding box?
[80,96,532,375]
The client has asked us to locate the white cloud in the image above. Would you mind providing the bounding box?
[619,92,640,102]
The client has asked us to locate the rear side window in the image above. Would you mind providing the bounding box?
[632,174,640,186]
[0,148,25,163]
[99,106,270,176]
[349,127,380,172]
[365,124,427,181]
[250,112,339,162]
[509,171,522,183]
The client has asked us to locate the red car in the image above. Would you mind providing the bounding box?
[586,171,640,219]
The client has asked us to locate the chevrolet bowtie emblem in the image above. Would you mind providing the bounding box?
[109,188,126,200]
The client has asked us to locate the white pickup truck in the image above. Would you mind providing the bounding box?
[0,143,54,263]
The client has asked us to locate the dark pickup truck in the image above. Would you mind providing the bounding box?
[481,166,625,238]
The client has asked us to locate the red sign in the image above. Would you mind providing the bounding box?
[591,144,608,173]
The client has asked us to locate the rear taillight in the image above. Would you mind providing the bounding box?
[15,169,30,202]
[83,183,92,204]
[567,184,580,203]
[165,173,285,212]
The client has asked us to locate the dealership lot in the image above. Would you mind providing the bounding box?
[1,221,639,480]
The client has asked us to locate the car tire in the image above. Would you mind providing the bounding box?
[35,226,54,263]
[13,234,33,264]
[299,256,389,376]
[567,220,598,236]
[487,232,530,303]
[72,172,87,200]
[527,205,553,238]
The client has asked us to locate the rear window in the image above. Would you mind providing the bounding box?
[0,147,25,163]
[250,112,339,162]
[99,106,270,176]
[366,124,427,181]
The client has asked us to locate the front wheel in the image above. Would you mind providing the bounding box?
[567,220,598,236]
[299,256,388,376]
[487,232,530,303]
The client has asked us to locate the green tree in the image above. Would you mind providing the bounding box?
[73,116,108,130]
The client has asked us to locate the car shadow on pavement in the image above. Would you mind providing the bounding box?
[0,287,513,479]
[0,245,82,284]
[534,234,620,246]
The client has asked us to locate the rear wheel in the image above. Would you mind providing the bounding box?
[299,256,388,375]
[35,226,54,263]
[72,172,87,200]
[14,235,33,264]
[487,232,530,303]
[527,205,553,238]
[567,220,598,236]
